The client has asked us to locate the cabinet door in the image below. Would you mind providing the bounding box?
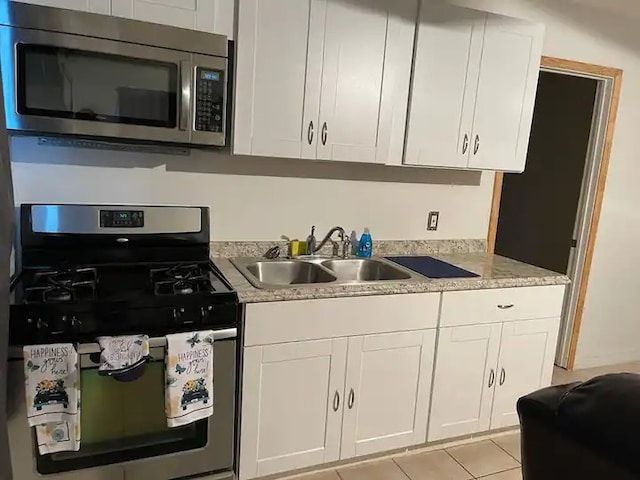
[491,318,560,429]
[317,0,417,164]
[340,330,436,459]
[468,14,544,172]
[12,0,111,13]
[404,3,484,168]
[239,339,347,480]
[428,324,502,441]
[234,0,325,159]
[111,0,234,36]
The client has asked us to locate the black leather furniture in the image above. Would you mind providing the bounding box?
[518,373,640,480]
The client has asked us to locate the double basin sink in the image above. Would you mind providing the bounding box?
[231,256,425,290]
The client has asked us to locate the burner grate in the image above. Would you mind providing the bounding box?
[150,264,213,296]
[25,267,98,303]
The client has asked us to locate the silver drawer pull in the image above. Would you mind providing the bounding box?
[497,304,514,310]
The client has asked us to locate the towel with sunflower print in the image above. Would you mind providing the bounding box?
[165,330,214,427]
[23,343,81,454]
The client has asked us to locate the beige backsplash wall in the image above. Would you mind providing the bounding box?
[9,136,494,241]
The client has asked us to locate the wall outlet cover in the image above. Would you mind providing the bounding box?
[427,211,439,231]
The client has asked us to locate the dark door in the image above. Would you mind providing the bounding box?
[0,46,15,480]
[495,71,598,274]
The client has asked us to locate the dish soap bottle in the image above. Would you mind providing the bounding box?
[357,228,373,258]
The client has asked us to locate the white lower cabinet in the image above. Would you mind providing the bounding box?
[240,339,347,479]
[340,330,436,459]
[240,294,440,480]
[240,330,436,480]
[428,323,502,441]
[428,286,564,442]
[490,318,559,429]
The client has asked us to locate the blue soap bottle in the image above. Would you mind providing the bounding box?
[357,228,373,258]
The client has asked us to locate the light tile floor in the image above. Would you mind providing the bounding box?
[552,360,640,385]
[292,433,523,480]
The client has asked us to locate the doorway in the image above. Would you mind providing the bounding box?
[487,57,623,370]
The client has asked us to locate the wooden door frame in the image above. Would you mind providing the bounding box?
[486,56,623,370]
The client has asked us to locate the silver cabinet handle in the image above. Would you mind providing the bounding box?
[321,122,328,146]
[179,60,191,132]
[497,304,514,310]
[462,134,469,154]
[499,368,506,386]
[473,134,480,155]
[307,121,314,145]
[488,368,495,388]
[348,388,355,409]
[332,391,340,412]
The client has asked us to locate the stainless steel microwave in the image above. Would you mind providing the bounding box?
[0,2,228,147]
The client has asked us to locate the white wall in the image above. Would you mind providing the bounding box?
[451,0,640,368]
[10,137,493,241]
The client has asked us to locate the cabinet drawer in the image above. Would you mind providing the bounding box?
[245,293,440,346]
[440,285,565,327]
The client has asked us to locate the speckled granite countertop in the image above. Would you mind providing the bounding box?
[212,252,570,304]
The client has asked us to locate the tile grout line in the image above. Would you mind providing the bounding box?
[490,438,521,464]
[442,448,476,479]
[390,457,413,480]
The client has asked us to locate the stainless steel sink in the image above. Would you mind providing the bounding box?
[244,260,337,288]
[231,256,426,290]
[321,259,411,282]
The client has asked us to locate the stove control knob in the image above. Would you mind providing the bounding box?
[70,316,82,328]
[36,318,49,330]
[173,307,186,321]
[200,305,213,321]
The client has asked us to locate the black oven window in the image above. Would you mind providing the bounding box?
[17,44,178,128]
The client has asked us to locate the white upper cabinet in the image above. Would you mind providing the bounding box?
[111,0,235,38]
[12,0,111,14]
[404,2,544,172]
[404,2,484,169]
[316,0,417,164]
[428,323,501,442]
[467,14,544,171]
[490,318,559,429]
[234,0,417,164]
[234,0,324,158]
[340,330,435,459]
[239,339,347,480]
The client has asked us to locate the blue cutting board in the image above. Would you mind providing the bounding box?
[386,256,479,279]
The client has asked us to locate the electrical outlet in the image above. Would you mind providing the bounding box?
[427,211,439,231]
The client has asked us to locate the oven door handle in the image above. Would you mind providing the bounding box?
[77,328,238,355]
[179,60,192,132]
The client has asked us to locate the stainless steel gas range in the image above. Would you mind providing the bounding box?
[7,204,239,480]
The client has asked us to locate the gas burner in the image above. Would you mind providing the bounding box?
[173,281,194,295]
[25,267,97,303]
[45,288,73,303]
[151,264,213,296]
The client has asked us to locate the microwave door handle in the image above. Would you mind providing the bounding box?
[179,60,191,131]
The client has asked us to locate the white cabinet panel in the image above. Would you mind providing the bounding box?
[428,324,502,441]
[468,14,544,172]
[440,286,567,327]
[13,0,111,13]
[234,0,324,158]
[111,0,234,36]
[491,318,559,429]
[340,330,435,459]
[404,2,484,168]
[239,339,347,480]
[317,0,417,164]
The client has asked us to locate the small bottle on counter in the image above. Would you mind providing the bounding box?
[357,228,373,258]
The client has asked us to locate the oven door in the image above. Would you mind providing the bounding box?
[0,26,195,145]
[6,330,236,479]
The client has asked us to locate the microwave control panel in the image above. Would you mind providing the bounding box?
[195,68,224,133]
